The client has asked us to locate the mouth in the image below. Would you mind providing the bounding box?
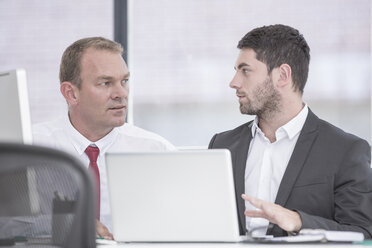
[236,94,245,100]
[108,105,126,110]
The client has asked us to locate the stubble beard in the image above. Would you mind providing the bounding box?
[239,76,281,119]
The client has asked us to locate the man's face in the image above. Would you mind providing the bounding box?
[75,48,129,132]
[230,48,280,117]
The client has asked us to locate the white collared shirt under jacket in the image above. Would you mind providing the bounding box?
[245,105,309,235]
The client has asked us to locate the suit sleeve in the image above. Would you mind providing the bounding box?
[297,139,372,238]
[208,134,218,149]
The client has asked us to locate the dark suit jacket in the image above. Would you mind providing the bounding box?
[208,109,372,238]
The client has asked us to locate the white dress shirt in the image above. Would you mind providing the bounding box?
[245,105,308,236]
[32,115,175,231]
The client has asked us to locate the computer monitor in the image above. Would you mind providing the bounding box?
[0,69,32,144]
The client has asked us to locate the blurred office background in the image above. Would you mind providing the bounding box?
[0,0,370,147]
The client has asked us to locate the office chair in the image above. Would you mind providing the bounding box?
[0,143,96,247]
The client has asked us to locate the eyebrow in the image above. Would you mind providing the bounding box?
[123,72,130,78]
[234,63,250,70]
[97,72,130,81]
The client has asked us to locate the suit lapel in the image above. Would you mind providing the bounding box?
[274,109,319,207]
[230,122,253,233]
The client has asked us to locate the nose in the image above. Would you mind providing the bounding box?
[229,72,241,89]
[112,81,129,100]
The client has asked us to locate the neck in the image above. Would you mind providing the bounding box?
[258,96,304,143]
[68,112,113,142]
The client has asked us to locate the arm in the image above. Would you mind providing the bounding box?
[208,134,217,149]
[243,139,372,238]
[298,139,372,238]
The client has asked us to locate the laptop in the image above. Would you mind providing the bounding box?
[105,149,242,242]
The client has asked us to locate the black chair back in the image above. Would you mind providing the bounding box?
[0,143,96,247]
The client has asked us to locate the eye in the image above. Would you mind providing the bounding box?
[242,68,250,73]
[100,81,110,86]
[121,79,129,85]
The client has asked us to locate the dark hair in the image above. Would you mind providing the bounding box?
[238,24,310,93]
[59,37,123,88]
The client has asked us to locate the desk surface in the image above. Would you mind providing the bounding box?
[97,242,369,248]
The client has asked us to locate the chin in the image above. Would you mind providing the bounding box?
[108,117,125,128]
[114,120,125,127]
[239,105,257,115]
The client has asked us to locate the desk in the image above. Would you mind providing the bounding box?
[97,242,369,248]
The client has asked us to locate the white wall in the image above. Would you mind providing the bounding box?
[0,0,114,124]
[1,0,370,146]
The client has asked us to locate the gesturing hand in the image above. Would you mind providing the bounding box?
[96,220,114,240]
[241,194,302,232]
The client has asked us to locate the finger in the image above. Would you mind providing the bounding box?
[241,194,254,203]
[98,228,114,240]
[241,194,263,210]
[244,209,266,218]
[96,220,114,240]
[103,233,114,240]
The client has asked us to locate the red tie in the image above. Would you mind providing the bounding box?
[85,146,100,220]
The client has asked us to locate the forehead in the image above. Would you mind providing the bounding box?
[235,48,267,71]
[80,48,128,77]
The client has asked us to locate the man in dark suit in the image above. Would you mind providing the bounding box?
[209,24,372,238]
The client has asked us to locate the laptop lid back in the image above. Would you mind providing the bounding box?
[106,149,240,242]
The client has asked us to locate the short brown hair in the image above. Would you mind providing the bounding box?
[59,37,123,88]
[238,24,310,94]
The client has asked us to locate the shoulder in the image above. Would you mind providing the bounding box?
[32,117,65,143]
[209,121,253,148]
[32,116,73,150]
[115,123,176,151]
[215,121,253,138]
[320,119,370,157]
[309,111,369,147]
[305,110,370,167]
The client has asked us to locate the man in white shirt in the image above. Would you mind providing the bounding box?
[209,25,372,238]
[32,37,175,239]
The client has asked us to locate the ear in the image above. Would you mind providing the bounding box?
[60,81,79,106]
[277,64,292,88]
